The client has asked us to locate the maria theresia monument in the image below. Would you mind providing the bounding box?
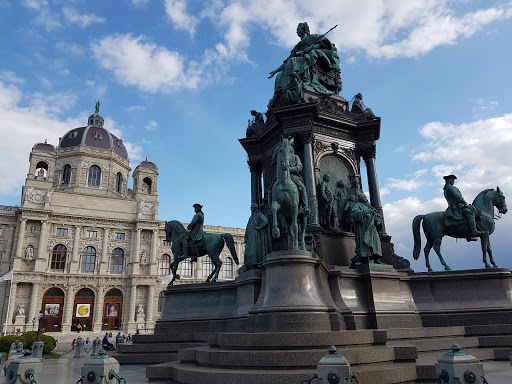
[128,22,512,384]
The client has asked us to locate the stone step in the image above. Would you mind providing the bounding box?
[398,336,480,352]
[179,344,406,368]
[465,324,512,336]
[132,332,208,344]
[479,335,512,347]
[493,347,512,360]
[149,360,418,384]
[208,330,385,349]
[117,341,204,353]
[386,327,466,340]
[109,351,178,365]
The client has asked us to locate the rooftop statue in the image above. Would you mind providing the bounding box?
[413,179,508,271]
[350,93,377,119]
[95,100,100,114]
[164,219,239,285]
[268,22,341,108]
[271,137,308,250]
[246,110,264,137]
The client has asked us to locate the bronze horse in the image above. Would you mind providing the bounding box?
[164,220,239,285]
[413,187,507,271]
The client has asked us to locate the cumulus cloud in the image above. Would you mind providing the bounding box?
[61,7,106,28]
[384,113,512,271]
[165,0,199,37]
[144,120,158,131]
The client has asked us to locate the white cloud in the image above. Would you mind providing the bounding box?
[165,0,199,37]
[91,34,202,93]
[386,177,424,191]
[144,120,158,131]
[61,7,106,28]
[394,145,406,152]
[131,0,149,6]
[0,72,24,84]
[55,42,85,56]
[125,105,146,112]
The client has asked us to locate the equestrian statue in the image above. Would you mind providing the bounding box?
[164,203,239,285]
[270,136,308,250]
[413,175,507,271]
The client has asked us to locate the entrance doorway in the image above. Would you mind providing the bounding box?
[102,288,123,330]
[72,288,95,331]
[40,287,65,332]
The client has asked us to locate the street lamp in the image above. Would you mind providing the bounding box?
[36,311,43,341]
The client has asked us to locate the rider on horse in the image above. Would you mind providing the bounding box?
[182,203,205,262]
[443,175,483,241]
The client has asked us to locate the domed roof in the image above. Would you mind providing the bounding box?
[58,126,129,160]
[33,140,55,152]
[139,159,158,169]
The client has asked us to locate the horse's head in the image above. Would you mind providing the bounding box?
[164,221,172,242]
[494,186,508,214]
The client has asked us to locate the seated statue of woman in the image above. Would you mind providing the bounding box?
[268,22,340,107]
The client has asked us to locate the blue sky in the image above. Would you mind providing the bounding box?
[1,0,512,272]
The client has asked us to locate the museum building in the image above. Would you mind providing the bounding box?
[0,107,245,334]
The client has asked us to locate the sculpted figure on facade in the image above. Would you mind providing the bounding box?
[351,194,383,266]
[351,93,377,120]
[268,22,340,107]
[140,251,148,265]
[16,303,25,317]
[24,245,34,259]
[244,204,272,267]
[246,110,265,137]
[319,174,337,230]
[334,180,347,231]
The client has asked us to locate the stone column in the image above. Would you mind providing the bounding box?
[15,219,27,258]
[248,160,262,207]
[150,229,158,275]
[302,132,320,227]
[37,221,47,259]
[27,283,40,326]
[6,282,18,332]
[92,287,104,332]
[132,229,141,274]
[62,286,75,332]
[146,285,155,329]
[362,146,387,235]
[70,225,81,273]
[128,285,137,332]
[99,228,109,273]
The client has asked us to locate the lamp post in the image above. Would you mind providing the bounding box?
[36,311,43,341]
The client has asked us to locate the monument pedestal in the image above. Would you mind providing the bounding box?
[247,250,343,332]
[13,315,26,332]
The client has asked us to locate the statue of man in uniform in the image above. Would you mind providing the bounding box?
[286,138,309,213]
[182,203,205,262]
[443,175,482,241]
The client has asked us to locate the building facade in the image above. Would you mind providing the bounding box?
[0,107,245,334]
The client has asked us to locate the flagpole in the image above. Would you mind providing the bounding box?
[3,271,13,335]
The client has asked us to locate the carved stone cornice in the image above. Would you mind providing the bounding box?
[359,145,376,160]
[247,159,262,172]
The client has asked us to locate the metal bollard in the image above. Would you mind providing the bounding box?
[31,341,44,360]
[302,346,358,384]
[436,344,488,384]
[77,350,125,384]
[91,338,102,356]
[4,354,42,384]
[74,339,85,359]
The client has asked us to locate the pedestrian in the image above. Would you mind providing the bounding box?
[71,339,76,349]
[127,334,131,343]
[77,323,82,333]
[85,337,90,345]
[108,331,112,338]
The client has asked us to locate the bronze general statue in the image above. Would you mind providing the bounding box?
[182,203,206,262]
[271,137,308,250]
[268,22,341,108]
[443,175,481,241]
[244,204,272,267]
[319,173,336,230]
[413,179,507,271]
[351,194,383,266]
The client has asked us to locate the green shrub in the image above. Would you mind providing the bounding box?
[20,331,57,354]
[0,335,27,353]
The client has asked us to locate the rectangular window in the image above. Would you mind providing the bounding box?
[0,227,3,236]
[162,240,171,246]
[114,232,125,240]
[86,230,98,239]
[56,228,68,237]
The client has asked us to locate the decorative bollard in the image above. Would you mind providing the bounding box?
[436,344,488,384]
[8,347,25,361]
[31,341,44,360]
[91,338,102,356]
[4,353,42,384]
[302,346,358,384]
[77,349,125,384]
[74,339,85,359]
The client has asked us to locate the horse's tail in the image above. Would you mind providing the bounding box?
[412,215,425,260]
[221,233,239,265]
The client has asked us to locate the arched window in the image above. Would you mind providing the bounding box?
[81,246,96,272]
[62,165,71,185]
[88,165,101,186]
[224,257,234,278]
[110,248,124,273]
[142,177,152,194]
[115,172,122,193]
[158,291,165,312]
[159,254,171,276]
[181,259,193,277]
[203,258,213,278]
[51,245,67,270]
[35,161,48,180]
